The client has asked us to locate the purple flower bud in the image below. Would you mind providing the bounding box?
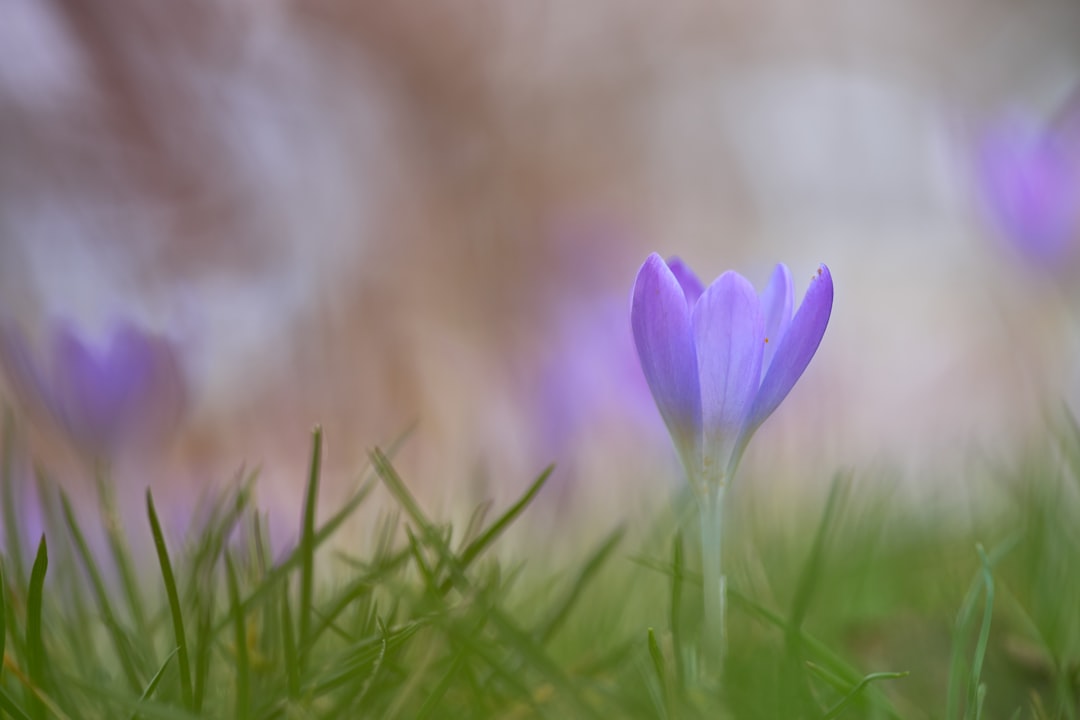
[977,114,1080,269]
[0,318,187,461]
[630,254,833,491]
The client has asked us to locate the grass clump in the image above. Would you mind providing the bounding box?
[1,407,1080,717]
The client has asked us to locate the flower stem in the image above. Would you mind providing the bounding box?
[699,484,727,670]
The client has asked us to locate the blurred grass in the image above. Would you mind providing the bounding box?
[0,406,1079,717]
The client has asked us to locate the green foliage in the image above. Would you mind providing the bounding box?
[1,407,1080,718]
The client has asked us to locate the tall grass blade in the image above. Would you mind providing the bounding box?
[670,532,685,686]
[280,578,300,700]
[94,468,147,638]
[146,490,193,711]
[25,536,47,720]
[789,471,850,636]
[1,407,24,588]
[299,426,323,669]
[225,552,250,720]
[59,489,142,692]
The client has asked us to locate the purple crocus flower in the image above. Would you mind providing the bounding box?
[630,254,833,493]
[977,116,1080,269]
[0,318,187,461]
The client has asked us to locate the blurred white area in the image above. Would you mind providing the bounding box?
[2,0,1080,530]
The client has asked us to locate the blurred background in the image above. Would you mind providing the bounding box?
[2,0,1080,540]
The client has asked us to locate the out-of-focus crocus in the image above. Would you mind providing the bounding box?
[533,296,662,467]
[0,318,187,462]
[631,253,833,494]
[977,115,1080,269]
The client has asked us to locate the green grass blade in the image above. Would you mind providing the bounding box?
[947,536,1016,720]
[299,426,323,667]
[350,617,390,710]
[458,499,494,552]
[0,688,32,720]
[225,552,251,720]
[1,406,25,589]
[789,471,850,636]
[406,527,439,595]
[670,531,685,686]
[146,489,193,711]
[128,647,180,720]
[213,478,375,635]
[59,489,142,692]
[280,578,300,699]
[436,465,553,595]
[807,663,909,720]
[25,536,47,720]
[966,545,995,720]
[646,625,673,719]
[647,627,665,682]
[192,590,213,715]
[0,558,6,683]
[534,527,624,645]
[94,468,148,638]
[413,647,467,720]
[645,627,670,719]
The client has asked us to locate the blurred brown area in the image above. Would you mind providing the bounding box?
[2,0,1080,537]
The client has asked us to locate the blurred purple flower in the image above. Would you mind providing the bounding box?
[631,254,833,492]
[977,115,1080,268]
[0,318,187,461]
[533,294,662,463]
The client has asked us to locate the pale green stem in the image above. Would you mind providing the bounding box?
[699,484,727,668]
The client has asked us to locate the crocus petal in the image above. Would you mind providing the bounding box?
[692,271,764,481]
[759,263,794,378]
[666,256,706,307]
[978,121,1080,266]
[739,264,833,458]
[631,253,702,471]
[51,321,136,453]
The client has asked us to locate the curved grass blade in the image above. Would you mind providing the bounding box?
[806,662,909,720]
[947,536,1016,720]
[146,490,193,711]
